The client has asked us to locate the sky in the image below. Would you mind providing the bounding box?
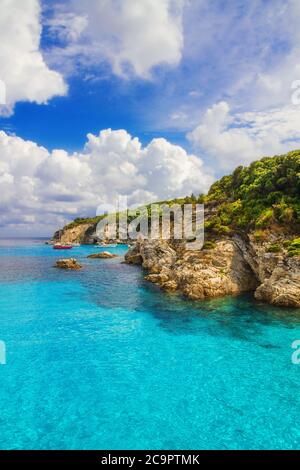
[1,0,300,236]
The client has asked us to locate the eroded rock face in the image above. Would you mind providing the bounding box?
[236,235,300,308]
[175,241,258,300]
[125,240,177,271]
[53,223,95,245]
[125,237,300,307]
[126,239,257,300]
[87,252,118,259]
[55,259,82,270]
[255,257,300,307]
[124,244,143,265]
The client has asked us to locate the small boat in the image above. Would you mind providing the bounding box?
[53,243,73,250]
[94,243,117,248]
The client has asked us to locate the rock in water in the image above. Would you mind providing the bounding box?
[55,259,82,270]
[255,256,300,308]
[125,237,300,308]
[125,240,177,270]
[124,244,143,265]
[87,251,118,259]
[126,239,257,301]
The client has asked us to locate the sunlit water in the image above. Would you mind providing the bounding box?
[0,239,300,449]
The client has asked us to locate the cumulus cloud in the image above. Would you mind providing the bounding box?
[0,129,213,235]
[0,0,67,115]
[241,0,300,110]
[45,0,184,78]
[188,101,300,171]
[184,1,300,173]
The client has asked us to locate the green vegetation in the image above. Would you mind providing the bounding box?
[266,243,281,253]
[286,238,300,257]
[64,216,105,230]
[202,241,217,250]
[60,151,300,241]
[253,230,268,242]
[206,150,300,232]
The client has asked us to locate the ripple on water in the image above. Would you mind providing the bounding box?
[0,240,300,449]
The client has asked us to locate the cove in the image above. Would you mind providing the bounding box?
[0,239,300,450]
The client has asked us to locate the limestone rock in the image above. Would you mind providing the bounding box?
[53,223,96,245]
[255,257,300,308]
[124,244,143,265]
[55,259,82,270]
[87,251,118,259]
[125,240,176,273]
[126,239,258,301]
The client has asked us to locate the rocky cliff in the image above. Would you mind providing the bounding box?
[54,150,300,307]
[53,222,96,244]
[124,150,300,308]
[125,234,300,308]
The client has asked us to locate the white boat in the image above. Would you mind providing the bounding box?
[94,243,117,248]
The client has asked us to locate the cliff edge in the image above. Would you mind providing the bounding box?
[125,151,300,308]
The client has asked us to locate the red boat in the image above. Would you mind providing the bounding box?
[53,244,73,250]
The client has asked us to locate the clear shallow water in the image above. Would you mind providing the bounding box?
[0,239,300,450]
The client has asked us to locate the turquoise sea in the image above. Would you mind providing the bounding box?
[0,239,300,450]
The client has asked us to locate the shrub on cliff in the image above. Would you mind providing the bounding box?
[287,238,300,257]
[57,150,300,240]
[206,150,300,232]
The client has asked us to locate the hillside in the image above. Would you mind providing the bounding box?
[124,151,300,308]
[54,151,300,307]
[205,150,300,236]
[54,150,300,251]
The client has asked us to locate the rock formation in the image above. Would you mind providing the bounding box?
[254,256,300,308]
[53,150,300,308]
[55,259,82,270]
[87,251,118,259]
[53,223,96,245]
[125,236,300,307]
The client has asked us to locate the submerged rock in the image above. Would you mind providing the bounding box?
[55,258,82,270]
[87,251,118,259]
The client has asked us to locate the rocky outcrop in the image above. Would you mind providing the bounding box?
[126,239,257,300]
[125,240,177,271]
[125,237,300,307]
[255,256,300,307]
[55,259,82,270]
[53,223,96,245]
[87,251,118,259]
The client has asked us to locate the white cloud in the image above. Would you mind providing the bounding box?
[184,1,300,173]
[188,101,300,171]
[45,0,184,78]
[0,0,67,115]
[0,128,213,235]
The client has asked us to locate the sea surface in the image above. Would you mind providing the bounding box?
[0,238,300,450]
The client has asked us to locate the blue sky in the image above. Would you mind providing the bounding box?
[1,0,292,152]
[1,0,300,235]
